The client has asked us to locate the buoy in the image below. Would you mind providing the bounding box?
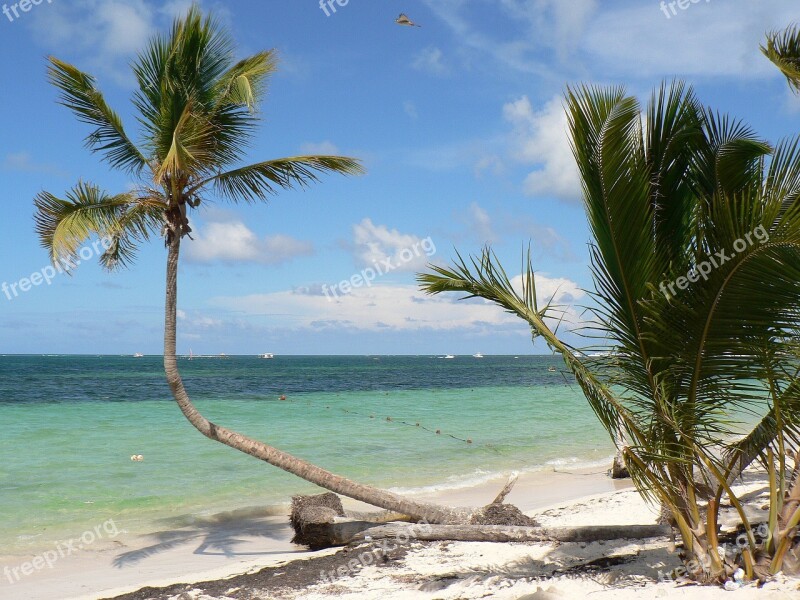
[435,429,441,435]
[467,438,473,444]
[279,395,287,401]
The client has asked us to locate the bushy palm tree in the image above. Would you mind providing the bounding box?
[34,7,462,524]
[420,81,800,581]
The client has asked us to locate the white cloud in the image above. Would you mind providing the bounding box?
[210,275,585,333]
[465,202,495,243]
[185,220,314,265]
[473,154,505,178]
[456,202,575,261]
[24,0,164,87]
[424,0,799,82]
[159,0,196,19]
[1,152,65,176]
[784,88,800,115]
[350,219,436,272]
[503,95,581,202]
[300,141,341,155]
[95,2,155,56]
[412,46,448,75]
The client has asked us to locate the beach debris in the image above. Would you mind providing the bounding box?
[471,502,538,527]
[733,568,745,583]
[723,580,741,591]
[396,13,421,27]
[130,454,144,462]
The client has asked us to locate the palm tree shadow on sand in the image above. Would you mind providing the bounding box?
[112,506,295,568]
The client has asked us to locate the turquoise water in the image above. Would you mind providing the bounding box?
[0,355,613,553]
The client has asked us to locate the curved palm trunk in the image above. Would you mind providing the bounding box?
[163,234,464,524]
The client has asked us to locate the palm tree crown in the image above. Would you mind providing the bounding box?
[35,6,363,268]
[420,81,800,580]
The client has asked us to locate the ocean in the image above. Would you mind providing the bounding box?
[0,354,613,555]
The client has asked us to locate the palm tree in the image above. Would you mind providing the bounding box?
[420,81,800,581]
[34,7,462,525]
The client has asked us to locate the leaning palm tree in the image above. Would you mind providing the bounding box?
[34,7,463,525]
[420,81,800,581]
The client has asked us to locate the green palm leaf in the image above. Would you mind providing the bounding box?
[34,182,164,269]
[47,58,148,174]
[763,24,800,94]
[193,156,365,203]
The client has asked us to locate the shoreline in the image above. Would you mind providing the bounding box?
[0,466,627,600]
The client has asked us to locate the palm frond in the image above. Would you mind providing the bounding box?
[418,247,646,451]
[48,58,148,174]
[643,80,703,269]
[153,98,217,186]
[762,24,800,94]
[566,84,659,401]
[34,182,165,270]
[213,50,277,111]
[131,5,252,172]
[192,156,365,202]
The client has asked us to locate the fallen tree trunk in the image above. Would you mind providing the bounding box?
[349,523,671,545]
[287,476,666,550]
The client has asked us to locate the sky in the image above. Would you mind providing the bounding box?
[0,0,799,356]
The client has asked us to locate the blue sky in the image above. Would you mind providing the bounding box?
[0,0,799,355]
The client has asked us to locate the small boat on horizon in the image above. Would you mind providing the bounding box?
[548,366,557,372]
[259,353,275,359]
[133,353,144,358]
[444,354,455,359]
[472,353,484,358]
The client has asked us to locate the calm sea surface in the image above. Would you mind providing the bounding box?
[0,354,613,553]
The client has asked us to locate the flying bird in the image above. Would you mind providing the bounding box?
[396,13,421,27]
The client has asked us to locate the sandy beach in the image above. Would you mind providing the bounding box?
[2,467,797,600]
[0,467,620,600]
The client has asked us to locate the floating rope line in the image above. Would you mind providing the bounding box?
[330,405,476,445]
[321,404,543,468]
[283,394,584,470]
[320,402,610,472]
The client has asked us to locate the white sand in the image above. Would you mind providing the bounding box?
[1,468,798,600]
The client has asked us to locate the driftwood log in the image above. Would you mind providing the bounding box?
[349,522,671,544]
[289,476,668,549]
